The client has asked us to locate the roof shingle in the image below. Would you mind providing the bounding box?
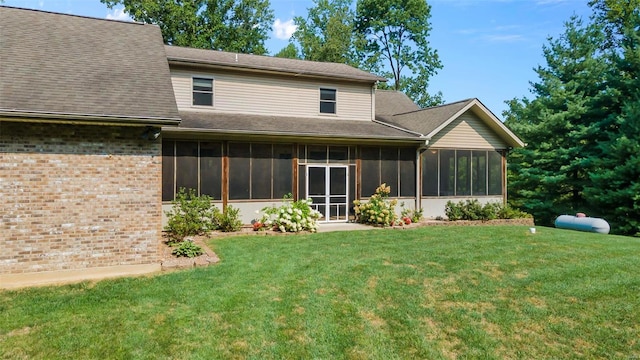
[168,111,421,141]
[0,6,180,123]
[165,45,386,83]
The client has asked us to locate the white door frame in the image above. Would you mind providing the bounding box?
[306,165,349,223]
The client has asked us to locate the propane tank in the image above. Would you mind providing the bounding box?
[554,214,610,234]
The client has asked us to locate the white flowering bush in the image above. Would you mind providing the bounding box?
[257,198,322,233]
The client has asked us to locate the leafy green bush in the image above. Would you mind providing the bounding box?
[400,203,424,224]
[444,200,465,221]
[445,200,531,221]
[499,204,533,220]
[164,188,221,242]
[171,240,204,258]
[259,197,322,233]
[219,205,243,232]
[353,183,398,227]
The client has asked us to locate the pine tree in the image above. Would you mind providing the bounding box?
[505,17,609,226]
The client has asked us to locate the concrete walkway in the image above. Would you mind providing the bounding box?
[317,222,376,233]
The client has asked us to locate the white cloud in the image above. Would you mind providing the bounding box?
[273,18,297,40]
[484,34,525,42]
[106,7,132,21]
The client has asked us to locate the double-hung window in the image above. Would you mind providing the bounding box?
[192,77,213,106]
[319,88,336,114]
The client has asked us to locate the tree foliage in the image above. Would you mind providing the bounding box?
[290,0,357,64]
[505,0,640,235]
[101,0,274,54]
[274,43,299,59]
[354,0,443,107]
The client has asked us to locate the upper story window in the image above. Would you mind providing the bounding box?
[319,88,336,114]
[193,77,213,106]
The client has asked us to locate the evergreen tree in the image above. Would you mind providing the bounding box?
[505,17,609,226]
[506,0,640,235]
[585,0,640,235]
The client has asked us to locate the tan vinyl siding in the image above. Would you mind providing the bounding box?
[429,111,508,149]
[170,69,373,121]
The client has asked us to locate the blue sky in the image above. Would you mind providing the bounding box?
[5,0,592,119]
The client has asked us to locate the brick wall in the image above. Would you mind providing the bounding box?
[0,121,163,274]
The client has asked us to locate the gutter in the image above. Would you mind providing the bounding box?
[0,109,181,126]
[162,126,425,143]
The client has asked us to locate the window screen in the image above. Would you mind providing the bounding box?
[399,148,416,197]
[200,142,222,200]
[472,151,487,196]
[488,151,503,195]
[380,148,399,197]
[360,146,380,196]
[228,143,251,200]
[162,141,175,201]
[175,141,199,194]
[422,150,438,196]
[273,145,293,199]
[456,150,471,196]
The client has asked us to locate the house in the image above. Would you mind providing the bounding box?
[0,6,523,285]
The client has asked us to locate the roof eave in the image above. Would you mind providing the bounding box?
[162,126,422,143]
[0,109,181,126]
[167,58,386,83]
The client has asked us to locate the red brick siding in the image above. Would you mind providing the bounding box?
[0,122,162,274]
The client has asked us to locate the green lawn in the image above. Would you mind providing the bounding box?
[1,226,639,359]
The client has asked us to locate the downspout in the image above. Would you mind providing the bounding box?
[416,138,430,212]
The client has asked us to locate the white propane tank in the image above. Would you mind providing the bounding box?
[554,215,610,234]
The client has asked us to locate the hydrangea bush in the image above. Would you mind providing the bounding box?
[353,183,398,227]
[256,198,322,233]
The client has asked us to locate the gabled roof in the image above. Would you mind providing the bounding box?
[374,92,525,148]
[0,6,180,125]
[166,111,422,142]
[165,46,386,83]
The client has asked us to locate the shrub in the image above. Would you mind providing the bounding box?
[445,200,531,221]
[354,183,398,227]
[400,203,423,224]
[164,188,221,242]
[445,200,465,221]
[171,239,204,258]
[259,196,322,233]
[499,204,533,219]
[219,205,243,232]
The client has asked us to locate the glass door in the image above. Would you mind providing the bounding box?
[307,165,348,222]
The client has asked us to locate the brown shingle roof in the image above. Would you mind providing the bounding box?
[0,6,180,124]
[165,45,386,83]
[374,95,524,147]
[375,90,420,116]
[379,98,475,135]
[167,111,422,142]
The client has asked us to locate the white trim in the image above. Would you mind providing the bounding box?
[191,75,215,108]
[319,87,337,115]
[306,165,349,223]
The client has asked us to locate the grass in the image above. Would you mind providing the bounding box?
[1,225,639,359]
